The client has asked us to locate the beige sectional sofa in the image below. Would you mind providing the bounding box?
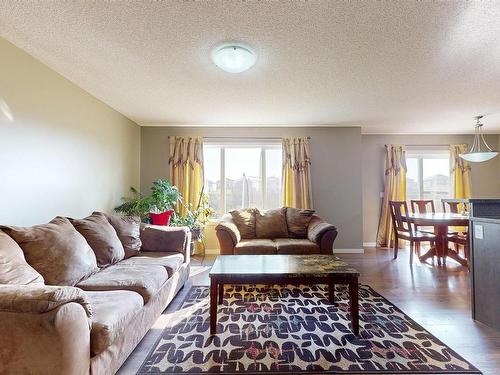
[0,212,191,375]
[216,207,337,255]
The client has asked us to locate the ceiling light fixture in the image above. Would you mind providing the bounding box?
[460,115,499,162]
[211,44,256,73]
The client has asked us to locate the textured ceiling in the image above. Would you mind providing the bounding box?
[1,1,500,133]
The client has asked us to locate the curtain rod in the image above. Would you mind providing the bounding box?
[202,136,311,140]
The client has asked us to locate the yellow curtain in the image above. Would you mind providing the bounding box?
[376,145,407,247]
[450,144,472,200]
[168,136,204,215]
[282,137,313,209]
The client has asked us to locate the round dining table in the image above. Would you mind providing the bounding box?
[402,212,469,267]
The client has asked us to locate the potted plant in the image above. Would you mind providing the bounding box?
[148,179,182,225]
[114,187,152,223]
[115,179,182,225]
[171,192,215,252]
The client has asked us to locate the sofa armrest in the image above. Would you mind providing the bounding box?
[0,284,92,318]
[307,216,338,254]
[140,224,191,262]
[0,285,91,375]
[215,215,241,255]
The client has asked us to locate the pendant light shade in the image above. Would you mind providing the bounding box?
[459,116,499,162]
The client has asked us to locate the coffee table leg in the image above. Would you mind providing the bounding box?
[218,283,224,305]
[349,277,359,335]
[210,278,218,335]
[328,278,336,304]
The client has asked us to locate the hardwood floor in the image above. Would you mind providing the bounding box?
[118,247,500,375]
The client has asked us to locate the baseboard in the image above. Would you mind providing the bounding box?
[363,242,377,248]
[202,248,365,255]
[333,248,365,254]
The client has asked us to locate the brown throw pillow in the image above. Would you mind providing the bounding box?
[230,208,256,239]
[1,217,98,286]
[255,208,288,239]
[0,230,44,285]
[71,212,125,267]
[286,207,316,238]
[101,212,142,258]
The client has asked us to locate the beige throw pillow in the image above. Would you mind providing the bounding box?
[286,207,316,238]
[71,212,125,267]
[0,230,44,285]
[1,217,99,286]
[229,208,256,239]
[102,212,142,258]
[255,208,289,239]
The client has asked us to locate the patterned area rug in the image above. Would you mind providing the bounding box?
[138,284,480,374]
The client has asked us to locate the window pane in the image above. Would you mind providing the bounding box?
[225,148,262,211]
[264,148,282,209]
[406,157,420,201]
[423,157,450,207]
[203,147,221,217]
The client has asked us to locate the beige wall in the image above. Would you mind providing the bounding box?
[141,126,364,250]
[362,134,500,244]
[0,37,141,226]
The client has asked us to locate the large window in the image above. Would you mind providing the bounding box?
[203,140,282,217]
[406,149,451,210]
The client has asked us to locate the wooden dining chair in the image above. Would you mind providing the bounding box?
[410,199,435,252]
[442,199,470,265]
[389,201,436,265]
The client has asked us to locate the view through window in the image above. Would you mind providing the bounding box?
[406,149,451,211]
[203,140,282,217]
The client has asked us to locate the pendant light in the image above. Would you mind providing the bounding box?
[459,115,499,162]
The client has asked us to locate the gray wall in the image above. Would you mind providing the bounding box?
[362,134,500,244]
[141,126,364,249]
[0,37,141,226]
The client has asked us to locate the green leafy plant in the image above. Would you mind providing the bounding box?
[114,187,152,222]
[149,179,182,213]
[115,179,182,222]
[171,192,215,240]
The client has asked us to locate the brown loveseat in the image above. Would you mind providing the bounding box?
[215,207,337,255]
[0,212,191,375]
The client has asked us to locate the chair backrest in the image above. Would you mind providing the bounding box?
[410,199,435,214]
[389,201,412,235]
[442,200,459,213]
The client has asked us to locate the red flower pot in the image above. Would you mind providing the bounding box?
[149,210,174,226]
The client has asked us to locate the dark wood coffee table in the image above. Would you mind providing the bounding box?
[209,254,360,335]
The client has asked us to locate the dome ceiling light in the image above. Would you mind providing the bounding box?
[211,44,256,73]
[460,115,499,162]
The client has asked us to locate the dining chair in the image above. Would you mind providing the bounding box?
[410,199,435,253]
[442,199,470,265]
[389,201,436,265]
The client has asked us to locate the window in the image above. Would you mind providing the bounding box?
[203,139,282,217]
[406,149,451,210]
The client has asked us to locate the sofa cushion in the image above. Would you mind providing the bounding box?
[255,208,288,239]
[102,212,142,258]
[85,290,143,355]
[76,265,168,303]
[274,238,321,255]
[118,252,184,277]
[230,208,256,239]
[1,217,99,286]
[0,230,44,285]
[71,212,125,268]
[286,208,315,238]
[234,239,277,255]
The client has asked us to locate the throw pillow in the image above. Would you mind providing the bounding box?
[1,217,99,286]
[255,208,288,239]
[0,230,44,285]
[286,207,316,238]
[229,208,256,239]
[70,212,125,267]
[102,212,142,258]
